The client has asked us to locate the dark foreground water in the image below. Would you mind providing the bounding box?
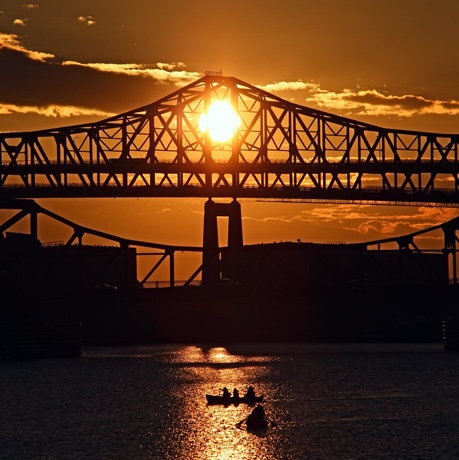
[1,343,459,460]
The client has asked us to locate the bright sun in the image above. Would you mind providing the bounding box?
[199,101,240,143]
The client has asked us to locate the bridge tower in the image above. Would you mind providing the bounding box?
[202,199,243,286]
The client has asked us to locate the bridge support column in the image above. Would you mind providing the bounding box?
[202,199,243,287]
[30,210,37,240]
[444,226,457,285]
[169,251,175,288]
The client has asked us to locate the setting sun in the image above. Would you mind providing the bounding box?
[199,101,240,142]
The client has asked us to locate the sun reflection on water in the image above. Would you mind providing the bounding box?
[165,345,277,460]
[208,347,230,361]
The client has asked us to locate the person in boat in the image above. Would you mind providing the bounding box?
[245,386,255,399]
[251,404,265,419]
[246,404,268,430]
[233,388,239,399]
[222,387,231,399]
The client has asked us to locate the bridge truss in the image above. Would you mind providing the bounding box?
[1,75,459,205]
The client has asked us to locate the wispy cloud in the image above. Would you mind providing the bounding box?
[0,103,113,118]
[78,16,96,26]
[0,34,203,115]
[13,19,27,27]
[345,209,456,237]
[0,33,54,61]
[0,34,200,88]
[157,62,186,71]
[308,88,459,117]
[244,205,457,242]
[154,208,173,214]
[259,80,319,93]
[62,60,201,84]
[260,78,459,118]
[305,205,456,231]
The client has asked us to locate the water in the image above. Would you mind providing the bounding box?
[1,343,459,460]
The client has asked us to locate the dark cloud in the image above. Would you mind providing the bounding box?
[307,88,459,117]
[346,92,433,110]
[0,33,202,120]
[0,46,183,113]
[440,101,459,110]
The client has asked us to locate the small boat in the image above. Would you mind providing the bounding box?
[205,394,264,405]
[246,404,269,430]
[246,415,269,430]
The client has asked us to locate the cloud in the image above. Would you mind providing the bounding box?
[244,204,457,244]
[307,88,459,117]
[0,33,201,97]
[0,33,54,61]
[154,208,173,214]
[308,205,455,228]
[0,34,201,114]
[259,80,320,93]
[62,60,201,83]
[13,19,27,27]
[261,78,459,118]
[157,62,186,71]
[319,206,457,241]
[78,16,96,26]
[0,103,113,118]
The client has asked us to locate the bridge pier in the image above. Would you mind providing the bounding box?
[202,199,243,287]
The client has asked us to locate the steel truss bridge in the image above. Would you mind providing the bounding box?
[2,75,459,286]
[1,75,459,205]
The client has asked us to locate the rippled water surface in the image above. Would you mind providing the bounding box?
[2,343,459,459]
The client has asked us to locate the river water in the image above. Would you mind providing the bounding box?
[1,343,459,460]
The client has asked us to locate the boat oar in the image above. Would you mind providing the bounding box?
[236,416,278,428]
[236,417,247,427]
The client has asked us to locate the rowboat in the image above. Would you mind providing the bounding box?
[246,414,269,430]
[205,394,264,405]
[245,404,269,430]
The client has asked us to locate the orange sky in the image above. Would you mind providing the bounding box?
[0,0,458,280]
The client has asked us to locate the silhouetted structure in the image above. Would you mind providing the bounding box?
[203,199,243,286]
[1,75,459,206]
[0,235,137,293]
[0,199,202,288]
[221,242,447,291]
[1,75,459,349]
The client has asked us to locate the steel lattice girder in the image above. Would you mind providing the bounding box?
[1,75,459,205]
